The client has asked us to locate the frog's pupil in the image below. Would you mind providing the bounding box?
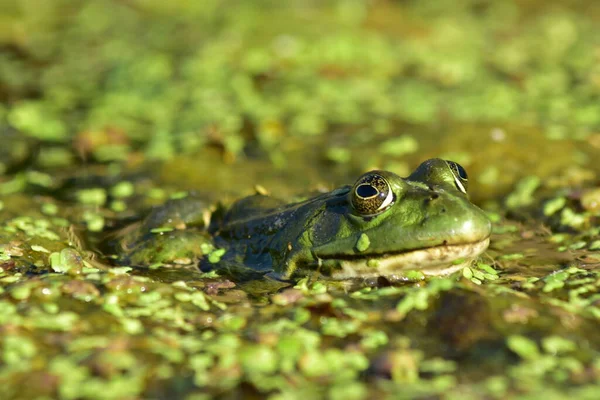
[456,164,467,180]
[447,160,468,181]
[356,184,378,198]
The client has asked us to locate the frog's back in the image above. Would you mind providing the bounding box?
[211,191,339,273]
[220,194,287,226]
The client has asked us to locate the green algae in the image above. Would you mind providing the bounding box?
[0,1,598,176]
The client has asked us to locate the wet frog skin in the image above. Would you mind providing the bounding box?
[210,158,491,280]
[117,159,491,280]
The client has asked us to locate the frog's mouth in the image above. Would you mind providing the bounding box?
[325,238,490,280]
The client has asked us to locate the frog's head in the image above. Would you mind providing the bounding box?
[310,159,492,278]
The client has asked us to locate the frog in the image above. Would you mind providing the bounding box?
[114,158,491,281]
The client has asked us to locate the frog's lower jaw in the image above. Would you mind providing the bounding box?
[327,238,490,280]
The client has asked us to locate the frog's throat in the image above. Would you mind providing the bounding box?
[327,238,490,280]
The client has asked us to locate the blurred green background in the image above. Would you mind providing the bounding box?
[2,0,600,200]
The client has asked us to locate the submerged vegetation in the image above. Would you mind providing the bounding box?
[1,0,600,398]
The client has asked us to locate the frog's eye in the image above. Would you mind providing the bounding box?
[445,160,468,194]
[351,173,394,216]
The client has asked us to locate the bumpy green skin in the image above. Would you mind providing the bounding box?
[115,197,214,266]
[210,159,491,279]
[118,159,491,279]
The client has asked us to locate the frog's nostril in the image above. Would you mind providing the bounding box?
[430,193,439,200]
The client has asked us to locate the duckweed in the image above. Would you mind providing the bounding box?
[110,182,134,198]
[505,176,541,209]
[507,335,540,360]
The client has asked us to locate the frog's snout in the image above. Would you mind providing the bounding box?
[422,191,492,244]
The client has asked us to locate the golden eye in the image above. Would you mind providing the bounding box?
[351,172,394,216]
[445,160,468,194]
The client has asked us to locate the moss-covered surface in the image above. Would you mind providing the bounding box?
[2,0,600,398]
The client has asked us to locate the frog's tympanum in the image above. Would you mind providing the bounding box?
[117,159,491,280]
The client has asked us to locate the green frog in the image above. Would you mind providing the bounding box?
[116,159,491,280]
